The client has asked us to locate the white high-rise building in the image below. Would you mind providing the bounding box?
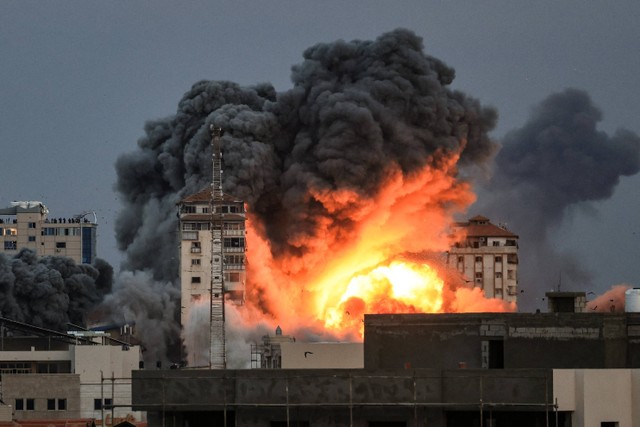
[0,201,97,264]
[446,215,519,303]
[177,188,247,331]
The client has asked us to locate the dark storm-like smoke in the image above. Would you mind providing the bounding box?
[476,88,640,309]
[110,29,497,356]
[0,249,111,330]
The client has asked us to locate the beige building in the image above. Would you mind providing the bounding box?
[447,215,519,303]
[0,201,97,264]
[250,326,363,369]
[177,188,247,330]
[0,327,143,426]
[554,369,640,427]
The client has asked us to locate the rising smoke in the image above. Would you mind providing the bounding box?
[0,249,111,330]
[109,28,498,360]
[475,88,640,310]
[8,30,639,364]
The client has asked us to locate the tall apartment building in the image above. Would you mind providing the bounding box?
[0,201,97,264]
[177,188,247,329]
[446,215,519,302]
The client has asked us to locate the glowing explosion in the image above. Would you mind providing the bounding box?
[240,151,515,340]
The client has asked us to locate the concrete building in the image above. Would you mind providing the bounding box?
[0,201,97,264]
[446,215,518,303]
[0,317,143,427]
[132,310,640,426]
[251,327,363,370]
[177,188,247,331]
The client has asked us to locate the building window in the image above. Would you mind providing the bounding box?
[94,398,112,410]
[58,399,66,410]
[495,272,503,279]
[601,423,619,427]
[190,242,201,253]
[475,272,483,279]
[191,259,201,266]
[56,242,66,249]
[507,270,515,280]
[201,207,209,213]
[28,222,36,228]
[4,241,17,250]
[182,231,198,240]
[15,399,24,411]
[47,399,56,410]
[225,272,241,282]
[182,206,196,214]
[224,255,244,265]
[0,228,3,236]
[26,399,35,410]
[224,237,245,248]
[505,239,517,246]
[475,256,482,263]
[492,241,500,246]
[191,276,201,284]
[224,222,245,230]
[28,236,36,242]
[495,256,502,263]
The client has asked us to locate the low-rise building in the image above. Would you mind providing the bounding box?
[133,311,640,427]
[0,318,143,427]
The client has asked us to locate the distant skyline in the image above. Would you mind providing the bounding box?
[2,1,640,310]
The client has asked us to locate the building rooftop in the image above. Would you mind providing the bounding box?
[455,215,518,238]
[179,187,243,204]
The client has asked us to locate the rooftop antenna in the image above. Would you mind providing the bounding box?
[209,125,226,369]
[557,271,562,292]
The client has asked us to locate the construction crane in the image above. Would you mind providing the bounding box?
[209,125,226,369]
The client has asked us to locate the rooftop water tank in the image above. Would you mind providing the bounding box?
[625,288,640,312]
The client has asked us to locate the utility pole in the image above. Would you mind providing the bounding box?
[209,125,226,369]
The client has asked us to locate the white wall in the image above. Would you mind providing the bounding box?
[554,369,639,427]
[280,342,363,369]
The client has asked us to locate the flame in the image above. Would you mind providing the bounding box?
[242,150,515,340]
[324,260,445,336]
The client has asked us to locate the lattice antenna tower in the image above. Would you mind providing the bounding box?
[209,125,226,369]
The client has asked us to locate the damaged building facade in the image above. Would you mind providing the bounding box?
[132,309,640,427]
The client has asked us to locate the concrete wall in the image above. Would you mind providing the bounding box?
[1,373,81,419]
[364,313,640,370]
[554,369,640,427]
[132,368,552,427]
[280,342,363,369]
[73,344,143,423]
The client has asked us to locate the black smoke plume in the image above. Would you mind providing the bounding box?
[0,249,111,330]
[475,88,640,310]
[110,28,497,357]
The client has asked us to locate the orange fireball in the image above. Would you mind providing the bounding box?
[242,152,515,340]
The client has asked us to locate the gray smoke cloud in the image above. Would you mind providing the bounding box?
[109,28,498,359]
[0,249,111,330]
[475,88,640,310]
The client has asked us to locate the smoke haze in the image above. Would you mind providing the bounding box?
[0,249,111,330]
[7,29,640,363]
[475,88,640,309]
[109,28,499,358]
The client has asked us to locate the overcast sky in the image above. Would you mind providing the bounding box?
[2,1,639,306]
